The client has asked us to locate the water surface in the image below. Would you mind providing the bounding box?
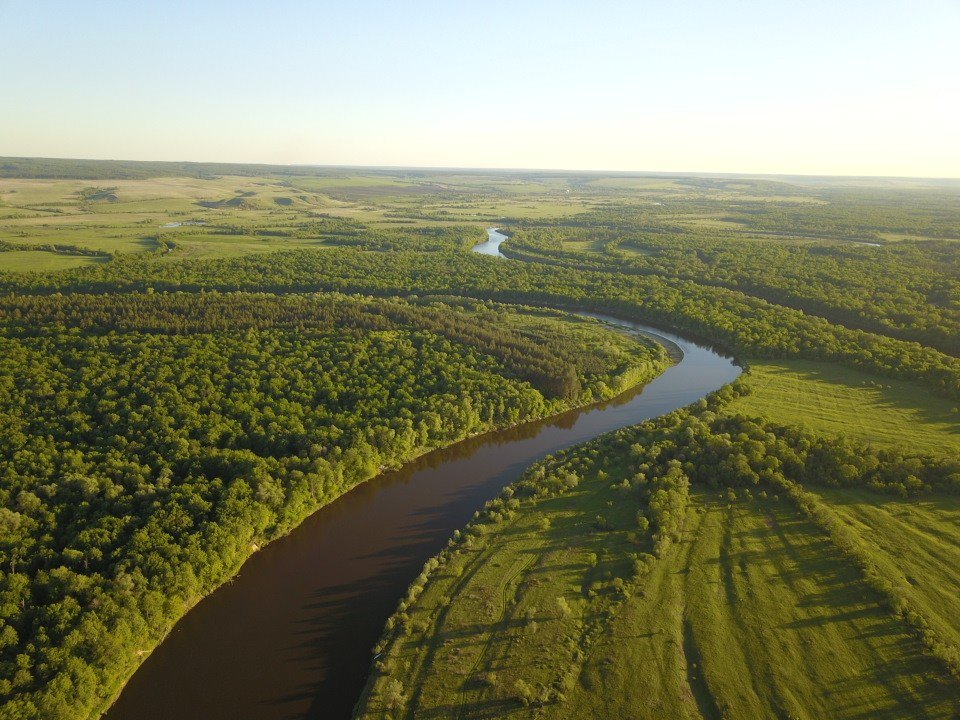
[472,227,508,256]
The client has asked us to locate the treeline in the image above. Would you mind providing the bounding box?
[5,245,959,400]
[503,227,960,356]
[729,189,960,240]
[0,157,393,181]
[0,292,664,402]
[575,187,960,240]
[0,240,111,259]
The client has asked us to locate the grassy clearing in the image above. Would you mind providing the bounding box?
[356,453,959,719]
[0,251,107,272]
[816,487,960,651]
[560,237,605,253]
[572,490,958,720]
[157,234,335,260]
[730,359,960,456]
[0,175,350,265]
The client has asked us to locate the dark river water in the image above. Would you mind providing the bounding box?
[104,237,740,720]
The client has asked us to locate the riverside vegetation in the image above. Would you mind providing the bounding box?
[0,158,958,719]
[356,386,960,719]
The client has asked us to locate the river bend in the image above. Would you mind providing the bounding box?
[105,231,740,720]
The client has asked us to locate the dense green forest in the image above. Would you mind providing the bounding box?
[501,226,960,354]
[5,245,958,400]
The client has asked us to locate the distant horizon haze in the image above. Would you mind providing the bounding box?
[3,155,959,182]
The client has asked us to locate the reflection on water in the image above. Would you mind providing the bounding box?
[472,227,508,257]
[106,318,740,720]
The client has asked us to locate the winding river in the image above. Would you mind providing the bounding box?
[104,230,740,720]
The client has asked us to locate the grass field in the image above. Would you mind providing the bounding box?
[571,491,958,720]
[356,450,960,720]
[0,173,598,269]
[0,175,357,268]
[730,359,960,456]
[817,487,960,651]
[0,250,107,272]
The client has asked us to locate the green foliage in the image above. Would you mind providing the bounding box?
[0,292,664,402]
[5,244,960,401]
[506,226,960,355]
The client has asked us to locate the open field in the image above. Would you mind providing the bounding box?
[4,165,958,272]
[572,491,958,720]
[730,360,960,456]
[357,446,960,720]
[816,488,960,651]
[0,250,107,272]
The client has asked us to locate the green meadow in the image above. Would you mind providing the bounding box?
[357,439,960,720]
[816,488,960,651]
[730,360,960,456]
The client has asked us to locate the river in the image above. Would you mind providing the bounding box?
[471,227,508,256]
[104,232,740,720]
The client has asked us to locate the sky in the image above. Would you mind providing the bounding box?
[1,0,958,177]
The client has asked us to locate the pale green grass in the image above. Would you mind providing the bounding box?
[730,360,960,456]
[817,487,960,651]
[0,251,107,272]
[160,235,334,260]
[616,239,656,256]
[571,490,958,720]
[561,237,605,253]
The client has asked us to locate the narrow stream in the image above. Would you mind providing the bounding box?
[104,234,740,720]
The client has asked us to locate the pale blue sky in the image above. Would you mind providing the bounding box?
[1,0,958,176]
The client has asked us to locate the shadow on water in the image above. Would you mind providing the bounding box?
[105,303,740,720]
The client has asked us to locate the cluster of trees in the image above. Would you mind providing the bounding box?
[0,292,664,403]
[0,240,110,259]
[7,244,958,399]
[363,383,960,715]
[503,227,960,355]
[622,404,960,500]
[592,185,960,240]
[0,290,669,720]
[726,190,960,240]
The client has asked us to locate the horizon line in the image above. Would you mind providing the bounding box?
[2,154,959,183]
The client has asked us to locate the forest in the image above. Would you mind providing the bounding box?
[500,225,960,355]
